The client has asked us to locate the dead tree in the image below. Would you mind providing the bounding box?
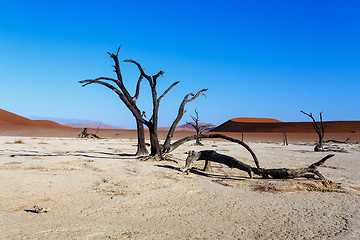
[301,111,325,152]
[78,127,101,139]
[124,59,207,158]
[81,46,207,158]
[186,109,208,145]
[282,130,288,146]
[79,128,89,138]
[80,47,148,156]
[182,150,334,180]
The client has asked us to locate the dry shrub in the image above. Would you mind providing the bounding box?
[252,180,345,193]
[6,139,25,144]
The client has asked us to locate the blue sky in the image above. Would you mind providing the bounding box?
[0,0,359,129]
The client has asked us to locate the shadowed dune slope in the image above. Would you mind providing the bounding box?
[0,108,67,128]
[211,118,360,133]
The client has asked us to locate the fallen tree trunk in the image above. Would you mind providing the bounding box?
[182,150,335,180]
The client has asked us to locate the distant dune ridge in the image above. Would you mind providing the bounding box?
[63,123,119,129]
[0,108,67,128]
[157,122,217,131]
[230,117,282,123]
[211,117,360,133]
[2,108,359,133]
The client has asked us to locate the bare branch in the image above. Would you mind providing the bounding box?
[153,71,164,86]
[132,74,144,102]
[301,111,321,134]
[124,59,152,84]
[165,133,260,169]
[162,88,208,151]
[79,79,147,124]
[116,45,121,58]
[79,80,122,95]
[186,121,197,128]
[82,77,118,85]
[157,81,180,104]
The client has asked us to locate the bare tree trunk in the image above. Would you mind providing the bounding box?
[135,119,148,156]
[282,130,288,146]
[148,123,161,157]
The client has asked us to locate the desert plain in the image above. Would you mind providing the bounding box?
[0,126,360,239]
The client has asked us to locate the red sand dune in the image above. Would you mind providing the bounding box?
[0,108,67,128]
[211,117,360,133]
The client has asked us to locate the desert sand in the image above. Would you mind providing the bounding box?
[1,134,359,239]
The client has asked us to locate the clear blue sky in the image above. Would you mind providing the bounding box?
[1,0,359,129]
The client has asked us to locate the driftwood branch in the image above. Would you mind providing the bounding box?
[182,150,335,180]
[165,133,260,168]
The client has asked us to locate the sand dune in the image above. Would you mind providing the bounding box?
[212,118,360,133]
[0,108,66,128]
[231,117,282,123]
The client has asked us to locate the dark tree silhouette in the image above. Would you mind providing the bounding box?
[80,47,148,156]
[186,109,208,145]
[124,59,207,158]
[80,46,207,158]
[301,111,325,152]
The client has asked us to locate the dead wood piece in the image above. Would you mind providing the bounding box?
[182,150,254,178]
[182,150,335,180]
[324,138,350,144]
[78,128,102,139]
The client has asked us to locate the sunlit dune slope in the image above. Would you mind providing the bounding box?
[0,108,67,128]
[231,117,282,123]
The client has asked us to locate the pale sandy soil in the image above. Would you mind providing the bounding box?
[0,136,359,239]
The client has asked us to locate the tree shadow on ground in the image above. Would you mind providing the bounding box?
[7,151,136,160]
